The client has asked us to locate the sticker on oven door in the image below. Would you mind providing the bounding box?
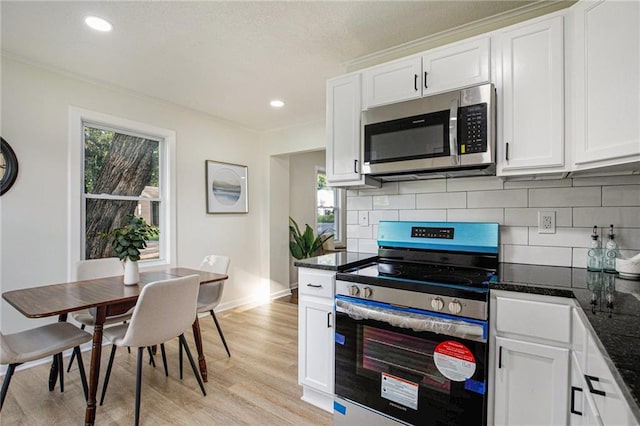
[381,372,418,410]
[433,340,476,382]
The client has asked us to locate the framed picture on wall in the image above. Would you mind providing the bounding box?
[206,160,248,214]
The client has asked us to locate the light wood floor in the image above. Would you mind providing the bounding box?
[0,299,331,425]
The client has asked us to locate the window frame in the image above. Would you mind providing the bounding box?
[68,107,176,279]
[315,167,346,248]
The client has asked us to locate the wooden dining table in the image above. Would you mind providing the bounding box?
[2,267,228,426]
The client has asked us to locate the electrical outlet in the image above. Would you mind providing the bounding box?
[359,212,369,227]
[538,210,556,234]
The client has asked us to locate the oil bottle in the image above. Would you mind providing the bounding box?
[587,226,602,271]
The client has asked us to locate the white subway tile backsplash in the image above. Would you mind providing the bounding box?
[446,176,504,192]
[500,226,528,245]
[447,208,504,223]
[467,189,527,208]
[399,209,447,222]
[504,179,571,189]
[502,245,572,267]
[416,192,466,209]
[573,207,640,228]
[528,227,592,248]
[504,208,572,227]
[373,194,415,210]
[573,175,640,187]
[602,185,640,206]
[347,189,359,197]
[572,248,588,268]
[347,238,358,252]
[369,210,399,225]
[348,224,374,239]
[529,187,601,207]
[359,182,399,196]
[347,210,358,225]
[348,196,373,211]
[614,228,640,250]
[399,179,447,194]
[358,239,378,254]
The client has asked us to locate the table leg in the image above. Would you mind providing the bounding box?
[191,317,208,382]
[48,313,69,391]
[84,307,106,426]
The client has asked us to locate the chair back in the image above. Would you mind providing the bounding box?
[74,258,123,281]
[198,255,230,308]
[119,275,200,348]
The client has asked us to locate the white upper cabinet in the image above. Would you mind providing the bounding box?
[362,37,491,109]
[362,56,422,109]
[422,37,490,96]
[570,0,640,171]
[496,14,567,176]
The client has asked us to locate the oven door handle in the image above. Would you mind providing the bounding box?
[336,297,486,342]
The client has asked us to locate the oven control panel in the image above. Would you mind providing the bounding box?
[411,226,454,239]
[336,280,487,321]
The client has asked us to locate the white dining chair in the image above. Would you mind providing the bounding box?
[98,274,206,426]
[67,257,133,372]
[0,322,93,411]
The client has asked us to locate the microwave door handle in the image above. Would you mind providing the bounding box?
[449,98,460,165]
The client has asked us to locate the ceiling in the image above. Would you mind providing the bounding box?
[3,1,544,132]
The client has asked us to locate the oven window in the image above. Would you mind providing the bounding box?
[358,325,452,395]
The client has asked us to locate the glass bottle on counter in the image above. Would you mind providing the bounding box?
[603,224,619,273]
[587,225,602,271]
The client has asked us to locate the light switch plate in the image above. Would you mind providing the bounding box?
[359,212,369,226]
[538,210,556,234]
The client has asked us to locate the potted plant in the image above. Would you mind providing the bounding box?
[289,217,331,260]
[103,214,159,285]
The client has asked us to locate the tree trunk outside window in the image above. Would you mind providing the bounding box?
[85,134,156,259]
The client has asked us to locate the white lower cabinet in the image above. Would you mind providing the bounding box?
[490,290,639,426]
[297,268,335,413]
[493,336,570,425]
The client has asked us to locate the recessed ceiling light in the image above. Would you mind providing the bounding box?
[84,16,113,32]
[270,100,285,108]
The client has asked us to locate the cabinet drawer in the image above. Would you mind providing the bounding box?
[298,269,335,299]
[496,296,571,344]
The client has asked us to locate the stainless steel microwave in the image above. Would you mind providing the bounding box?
[361,83,496,181]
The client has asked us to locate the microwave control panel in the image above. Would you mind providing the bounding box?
[459,103,487,155]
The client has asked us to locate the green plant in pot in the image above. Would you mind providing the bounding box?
[103,214,159,285]
[289,216,331,260]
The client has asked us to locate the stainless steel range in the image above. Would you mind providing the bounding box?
[333,221,499,426]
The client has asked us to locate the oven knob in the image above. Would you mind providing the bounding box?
[448,300,462,315]
[431,297,444,311]
[349,285,360,296]
[363,287,373,298]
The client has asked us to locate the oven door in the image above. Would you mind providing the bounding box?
[334,296,488,426]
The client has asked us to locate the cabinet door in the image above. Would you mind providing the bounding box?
[298,297,334,394]
[422,37,490,96]
[570,353,603,426]
[326,74,362,184]
[497,15,565,174]
[571,0,640,168]
[362,56,422,109]
[494,336,570,426]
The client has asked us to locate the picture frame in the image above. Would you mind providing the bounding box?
[206,160,248,214]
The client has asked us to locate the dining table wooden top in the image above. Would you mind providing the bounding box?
[2,267,227,319]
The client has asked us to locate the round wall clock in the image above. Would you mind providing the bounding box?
[0,137,19,195]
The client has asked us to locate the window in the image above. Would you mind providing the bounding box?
[83,124,161,260]
[316,169,345,247]
[69,107,176,272]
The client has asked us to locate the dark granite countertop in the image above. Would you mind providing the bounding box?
[495,263,640,419]
[293,251,376,271]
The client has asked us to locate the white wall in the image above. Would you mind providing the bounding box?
[0,57,270,333]
[347,175,640,267]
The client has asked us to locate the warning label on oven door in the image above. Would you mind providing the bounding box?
[381,372,418,410]
[433,340,476,382]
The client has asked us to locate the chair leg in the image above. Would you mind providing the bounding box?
[56,353,64,393]
[147,346,156,368]
[74,346,89,401]
[179,338,184,380]
[99,345,118,406]
[135,348,144,426]
[210,310,231,357]
[0,364,17,411]
[67,324,86,373]
[160,343,168,377]
[178,334,206,396]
